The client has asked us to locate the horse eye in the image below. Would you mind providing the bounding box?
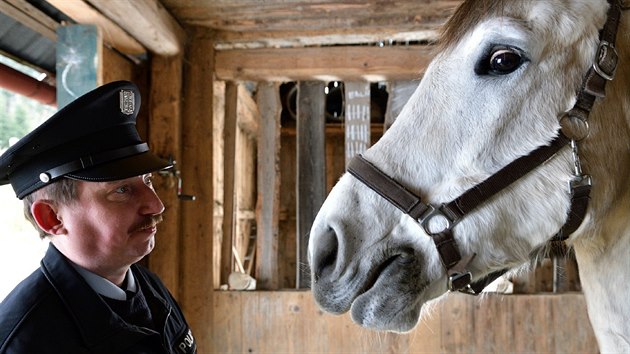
[489,49,523,75]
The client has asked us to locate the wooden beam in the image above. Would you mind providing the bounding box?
[215,45,433,82]
[180,27,214,354]
[46,0,145,55]
[147,54,183,297]
[165,0,459,33]
[255,82,281,290]
[296,81,326,288]
[0,0,57,41]
[221,81,238,285]
[86,0,186,56]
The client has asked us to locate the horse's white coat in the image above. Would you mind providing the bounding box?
[308,0,630,352]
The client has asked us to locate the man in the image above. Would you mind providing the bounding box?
[0,81,196,354]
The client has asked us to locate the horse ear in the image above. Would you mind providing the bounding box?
[31,200,65,235]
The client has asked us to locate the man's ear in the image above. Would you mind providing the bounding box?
[31,200,66,235]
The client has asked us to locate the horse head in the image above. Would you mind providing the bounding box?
[308,0,630,350]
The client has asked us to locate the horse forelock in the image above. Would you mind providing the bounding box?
[438,0,608,53]
[438,0,506,51]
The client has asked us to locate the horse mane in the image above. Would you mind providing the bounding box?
[438,0,507,51]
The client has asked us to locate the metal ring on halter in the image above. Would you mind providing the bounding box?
[418,204,454,235]
[559,113,590,141]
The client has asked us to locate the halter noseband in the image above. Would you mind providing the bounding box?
[347,0,622,294]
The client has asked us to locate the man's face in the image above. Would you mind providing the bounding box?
[55,174,164,271]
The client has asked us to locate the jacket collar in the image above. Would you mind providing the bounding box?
[40,244,154,352]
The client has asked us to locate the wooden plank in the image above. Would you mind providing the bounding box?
[344,81,371,167]
[221,81,238,286]
[215,45,434,82]
[47,0,145,55]
[237,85,259,136]
[146,54,183,297]
[0,0,57,41]
[212,81,225,289]
[56,24,102,108]
[179,27,215,353]
[279,132,297,289]
[212,292,243,353]
[86,0,185,56]
[255,82,281,289]
[296,81,326,288]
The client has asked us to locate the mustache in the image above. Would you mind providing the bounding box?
[131,214,163,233]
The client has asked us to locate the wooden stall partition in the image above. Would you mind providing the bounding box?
[180,27,215,353]
[212,291,597,353]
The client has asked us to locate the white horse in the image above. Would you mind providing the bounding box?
[308,0,630,352]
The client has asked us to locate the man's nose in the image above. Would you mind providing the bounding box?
[141,184,165,215]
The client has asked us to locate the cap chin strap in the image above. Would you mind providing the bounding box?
[38,143,149,183]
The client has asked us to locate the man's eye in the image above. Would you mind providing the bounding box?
[115,186,130,194]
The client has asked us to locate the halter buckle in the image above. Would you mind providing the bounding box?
[418,204,454,235]
[593,40,618,81]
[448,271,473,292]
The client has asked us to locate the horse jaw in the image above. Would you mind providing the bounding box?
[309,0,630,345]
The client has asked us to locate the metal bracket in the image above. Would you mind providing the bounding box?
[158,157,196,201]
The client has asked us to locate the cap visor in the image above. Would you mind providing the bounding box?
[69,152,172,182]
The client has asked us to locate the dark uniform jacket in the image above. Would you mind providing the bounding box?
[0,244,196,354]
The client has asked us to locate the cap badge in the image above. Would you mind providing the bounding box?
[119,90,135,115]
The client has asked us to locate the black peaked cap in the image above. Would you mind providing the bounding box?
[0,81,172,199]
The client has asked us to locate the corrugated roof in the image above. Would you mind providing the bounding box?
[0,11,55,73]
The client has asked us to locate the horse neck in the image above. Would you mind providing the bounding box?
[572,8,630,352]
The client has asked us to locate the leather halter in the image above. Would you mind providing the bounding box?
[347,0,622,294]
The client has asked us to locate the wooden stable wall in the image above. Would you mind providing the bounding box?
[213,291,598,353]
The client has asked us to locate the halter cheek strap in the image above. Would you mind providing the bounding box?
[348,132,573,294]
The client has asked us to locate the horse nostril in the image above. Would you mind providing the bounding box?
[311,227,339,282]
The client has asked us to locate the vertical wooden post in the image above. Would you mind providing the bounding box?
[296,81,326,288]
[147,54,183,297]
[221,81,238,285]
[56,24,102,108]
[344,82,371,167]
[180,27,215,353]
[255,82,281,289]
